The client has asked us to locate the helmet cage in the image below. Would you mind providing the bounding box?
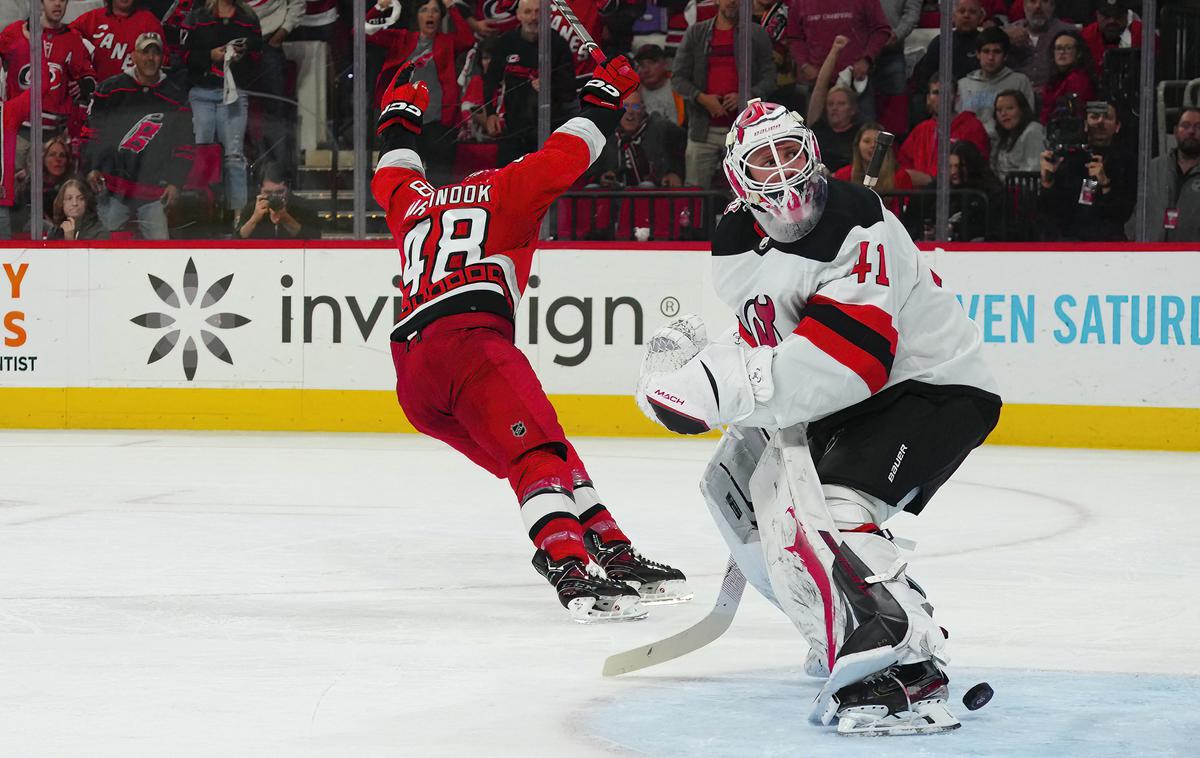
[723,101,825,224]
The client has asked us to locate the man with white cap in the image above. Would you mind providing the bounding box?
[82,31,193,239]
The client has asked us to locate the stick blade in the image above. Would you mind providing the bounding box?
[601,558,746,677]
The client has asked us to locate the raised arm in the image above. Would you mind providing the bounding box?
[806,35,849,125]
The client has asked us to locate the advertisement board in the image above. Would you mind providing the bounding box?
[2,242,1197,449]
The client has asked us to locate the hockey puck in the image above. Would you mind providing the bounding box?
[962,682,994,711]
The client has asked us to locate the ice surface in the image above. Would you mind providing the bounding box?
[0,431,1197,756]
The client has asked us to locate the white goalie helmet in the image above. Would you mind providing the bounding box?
[723,99,827,240]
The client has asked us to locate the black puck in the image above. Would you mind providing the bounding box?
[962,682,994,711]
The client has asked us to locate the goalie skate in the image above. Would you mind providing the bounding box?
[830,661,961,737]
[532,550,648,623]
[584,531,694,605]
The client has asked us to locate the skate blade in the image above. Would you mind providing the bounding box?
[836,701,961,737]
[567,596,649,624]
[638,580,694,605]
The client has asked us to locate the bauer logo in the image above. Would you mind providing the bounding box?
[130,257,251,381]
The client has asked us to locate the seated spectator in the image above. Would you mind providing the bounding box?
[1040,29,1094,124]
[673,0,776,188]
[72,0,166,82]
[183,0,262,226]
[1004,0,1074,94]
[367,0,460,186]
[634,44,685,128]
[48,178,109,240]
[897,72,990,187]
[912,0,985,92]
[588,90,686,189]
[1081,0,1143,73]
[483,0,576,167]
[786,0,891,122]
[237,162,320,239]
[990,89,1044,179]
[40,135,73,221]
[958,25,1034,136]
[806,36,862,174]
[831,121,913,214]
[945,139,1002,240]
[1037,96,1135,240]
[1135,107,1200,242]
[82,32,192,240]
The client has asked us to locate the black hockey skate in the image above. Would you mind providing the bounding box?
[584,531,693,605]
[830,660,960,736]
[532,550,646,623]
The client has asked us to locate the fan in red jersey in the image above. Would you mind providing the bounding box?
[0,0,97,134]
[72,0,167,83]
[371,56,691,623]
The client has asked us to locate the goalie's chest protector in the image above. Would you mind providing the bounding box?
[710,181,889,348]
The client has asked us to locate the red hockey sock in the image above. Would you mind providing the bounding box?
[520,486,589,562]
[574,483,630,544]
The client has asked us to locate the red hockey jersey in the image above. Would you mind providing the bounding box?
[0,22,96,128]
[72,8,166,83]
[371,117,605,341]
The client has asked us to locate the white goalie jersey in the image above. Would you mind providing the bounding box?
[711,180,999,428]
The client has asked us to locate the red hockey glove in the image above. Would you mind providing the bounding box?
[377,58,432,137]
[580,55,640,111]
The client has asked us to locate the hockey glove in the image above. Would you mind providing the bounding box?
[580,55,640,110]
[377,60,432,138]
[637,340,775,435]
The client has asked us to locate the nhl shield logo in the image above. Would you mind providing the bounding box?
[511,421,527,438]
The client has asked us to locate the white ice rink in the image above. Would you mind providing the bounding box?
[1,430,1197,757]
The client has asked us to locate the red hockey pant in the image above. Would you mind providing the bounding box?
[390,312,589,499]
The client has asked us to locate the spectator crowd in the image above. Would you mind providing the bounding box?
[0,0,1196,241]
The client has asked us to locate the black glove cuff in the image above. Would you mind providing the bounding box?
[379,126,419,156]
[579,105,622,136]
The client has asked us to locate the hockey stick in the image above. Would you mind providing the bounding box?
[549,0,607,65]
[862,131,895,188]
[601,555,746,676]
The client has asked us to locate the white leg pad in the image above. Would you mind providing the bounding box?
[747,426,948,725]
[700,428,778,608]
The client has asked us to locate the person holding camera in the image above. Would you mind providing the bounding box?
[182,0,262,228]
[237,162,319,239]
[1037,97,1135,241]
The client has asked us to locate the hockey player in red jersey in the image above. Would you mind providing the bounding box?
[371,55,691,623]
[636,101,1002,734]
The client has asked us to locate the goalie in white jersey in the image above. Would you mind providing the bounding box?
[637,100,1002,736]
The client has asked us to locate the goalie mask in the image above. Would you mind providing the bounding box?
[723,99,827,241]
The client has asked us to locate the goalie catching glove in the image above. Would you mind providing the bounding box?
[580,55,640,110]
[377,60,431,138]
[636,315,775,434]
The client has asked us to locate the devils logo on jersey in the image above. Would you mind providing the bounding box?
[742,295,781,347]
[119,113,165,153]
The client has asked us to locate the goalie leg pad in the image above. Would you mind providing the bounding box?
[748,426,948,724]
[700,427,777,607]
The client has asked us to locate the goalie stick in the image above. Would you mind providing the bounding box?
[602,555,745,676]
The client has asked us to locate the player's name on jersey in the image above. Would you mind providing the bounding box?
[408,183,493,218]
